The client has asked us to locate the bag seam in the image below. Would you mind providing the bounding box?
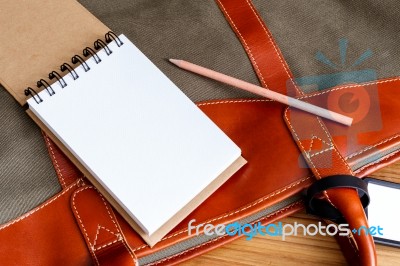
[132,176,311,252]
[345,134,400,160]
[354,150,400,174]
[146,201,303,266]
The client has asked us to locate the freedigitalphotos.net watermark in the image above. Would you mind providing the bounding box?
[188,219,383,241]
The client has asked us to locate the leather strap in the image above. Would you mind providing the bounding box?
[215,0,301,96]
[284,79,376,266]
[71,185,137,266]
[215,0,377,265]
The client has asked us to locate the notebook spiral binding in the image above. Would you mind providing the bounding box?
[24,31,124,104]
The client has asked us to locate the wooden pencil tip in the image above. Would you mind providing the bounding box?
[169,58,181,66]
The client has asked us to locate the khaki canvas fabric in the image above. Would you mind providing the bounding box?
[1,0,399,223]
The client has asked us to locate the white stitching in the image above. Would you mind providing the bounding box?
[307,136,316,154]
[93,226,102,247]
[95,189,137,264]
[132,176,311,252]
[216,0,268,88]
[346,134,400,160]
[44,135,66,187]
[122,240,138,265]
[93,225,117,247]
[72,187,136,265]
[0,180,79,231]
[94,238,121,251]
[197,77,400,106]
[284,109,320,177]
[307,135,331,154]
[72,186,93,246]
[92,226,137,264]
[317,117,355,175]
[71,186,102,265]
[197,99,271,106]
[92,250,100,266]
[244,0,303,96]
[316,117,333,142]
[284,109,338,208]
[98,193,120,233]
[309,147,334,158]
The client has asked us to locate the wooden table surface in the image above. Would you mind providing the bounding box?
[182,162,400,265]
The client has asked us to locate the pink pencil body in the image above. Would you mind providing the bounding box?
[169,59,352,126]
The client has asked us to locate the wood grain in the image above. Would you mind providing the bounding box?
[181,162,400,265]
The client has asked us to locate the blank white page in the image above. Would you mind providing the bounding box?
[28,35,241,236]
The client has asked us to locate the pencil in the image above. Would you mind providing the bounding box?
[169,59,352,126]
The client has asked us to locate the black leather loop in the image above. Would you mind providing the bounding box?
[304,175,370,223]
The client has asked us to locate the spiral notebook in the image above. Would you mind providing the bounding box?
[0,1,245,246]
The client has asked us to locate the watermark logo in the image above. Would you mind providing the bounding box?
[188,219,383,241]
[287,39,383,169]
[296,38,375,91]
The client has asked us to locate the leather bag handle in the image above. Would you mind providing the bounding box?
[215,0,377,265]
